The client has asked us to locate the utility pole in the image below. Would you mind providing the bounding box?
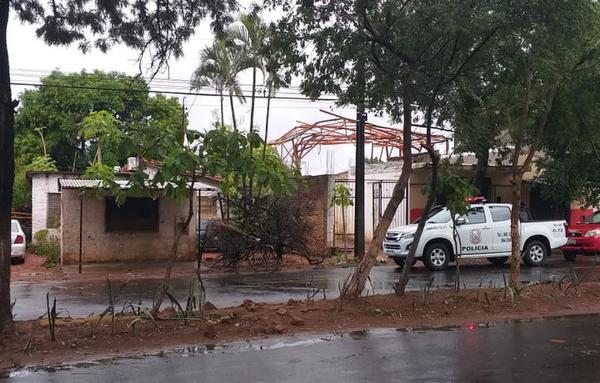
[354,48,366,259]
[355,111,367,259]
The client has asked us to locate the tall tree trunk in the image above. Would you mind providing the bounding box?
[473,144,490,196]
[38,129,47,158]
[508,83,557,289]
[151,174,197,317]
[354,52,366,260]
[229,90,237,131]
[0,0,14,332]
[249,67,256,134]
[220,91,225,128]
[396,94,439,295]
[509,171,523,288]
[396,150,439,295]
[342,208,347,253]
[342,87,413,298]
[262,85,272,161]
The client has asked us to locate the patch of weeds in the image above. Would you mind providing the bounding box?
[30,230,60,268]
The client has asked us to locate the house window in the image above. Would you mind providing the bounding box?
[47,193,61,229]
[105,197,159,232]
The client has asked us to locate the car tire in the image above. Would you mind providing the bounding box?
[563,251,577,262]
[11,257,24,265]
[423,242,450,271]
[523,240,547,267]
[487,256,508,266]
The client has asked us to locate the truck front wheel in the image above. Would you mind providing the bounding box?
[423,243,450,271]
[523,240,547,267]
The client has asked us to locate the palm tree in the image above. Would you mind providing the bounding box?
[227,13,268,134]
[190,40,247,130]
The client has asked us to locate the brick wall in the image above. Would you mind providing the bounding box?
[296,175,335,257]
[61,189,198,264]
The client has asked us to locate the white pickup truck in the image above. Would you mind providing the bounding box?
[383,203,568,271]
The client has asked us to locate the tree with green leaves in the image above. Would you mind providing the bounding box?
[96,115,200,317]
[433,160,476,292]
[228,12,269,134]
[12,71,184,210]
[190,40,249,131]
[330,184,353,253]
[537,59,600,210]
[271,0,502,298]
[1,0,236,332]
[454,1,600,289]
[79,111,121,165]
[203,125,307,269]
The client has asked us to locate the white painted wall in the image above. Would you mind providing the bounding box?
[30,172,80,242]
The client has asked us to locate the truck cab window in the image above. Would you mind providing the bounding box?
[464,207,486,224]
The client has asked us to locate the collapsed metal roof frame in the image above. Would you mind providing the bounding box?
[269,110,450,166]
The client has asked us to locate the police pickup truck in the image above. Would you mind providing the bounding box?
[383,203,568,271]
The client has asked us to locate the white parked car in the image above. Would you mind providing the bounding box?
[11,219,25,263]
[383,203,568,271]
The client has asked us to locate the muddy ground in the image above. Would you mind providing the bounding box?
[2,281,600,372]
[11,251,361,283]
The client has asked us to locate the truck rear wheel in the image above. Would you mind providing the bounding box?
[523,240,547,267]
[423,242,450,271]
[563,251,577,262]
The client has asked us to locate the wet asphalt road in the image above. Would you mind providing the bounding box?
[5,314,600,382]
[10,257,595,320]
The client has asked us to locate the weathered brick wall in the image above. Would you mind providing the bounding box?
[296,175,335,257]
[61,189,198,264]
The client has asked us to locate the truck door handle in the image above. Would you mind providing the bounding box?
[482,227,491,230]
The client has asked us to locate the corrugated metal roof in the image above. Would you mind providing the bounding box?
[58,178,217,191]
[59,179,104,189]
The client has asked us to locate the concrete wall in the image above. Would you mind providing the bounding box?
[61,190,199,264]
[409,167,531,221]
[297,175,335,256]
[31,173,80,241]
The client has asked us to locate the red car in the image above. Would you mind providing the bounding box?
[562,211,600,261]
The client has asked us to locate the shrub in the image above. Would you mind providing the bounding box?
[31,230,60,268]
[33,229,49,242]
[213,194,322,270]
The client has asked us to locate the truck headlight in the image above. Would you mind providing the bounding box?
[585,229,600,237]
[403,233,414,240]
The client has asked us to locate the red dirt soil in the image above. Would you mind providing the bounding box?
[12,252,359,283]
[2,282,600,371]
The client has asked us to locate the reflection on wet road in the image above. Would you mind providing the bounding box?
[5,315,600,382]
[11,258,595,320]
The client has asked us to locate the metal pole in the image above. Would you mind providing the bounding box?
[197,189,202,270]
[354,112,367,259]
[78,191,83,274]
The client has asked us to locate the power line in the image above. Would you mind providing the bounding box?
[10,67,306,90]
[10,81,340,102]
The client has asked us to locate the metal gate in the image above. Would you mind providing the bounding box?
[333,179,409,248]
[372,180,410,234]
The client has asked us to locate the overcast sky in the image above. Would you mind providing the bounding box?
[7,8,426,175]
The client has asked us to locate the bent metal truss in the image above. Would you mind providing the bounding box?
[270,109,450,165]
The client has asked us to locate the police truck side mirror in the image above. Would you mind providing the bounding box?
[455,217,467,226]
